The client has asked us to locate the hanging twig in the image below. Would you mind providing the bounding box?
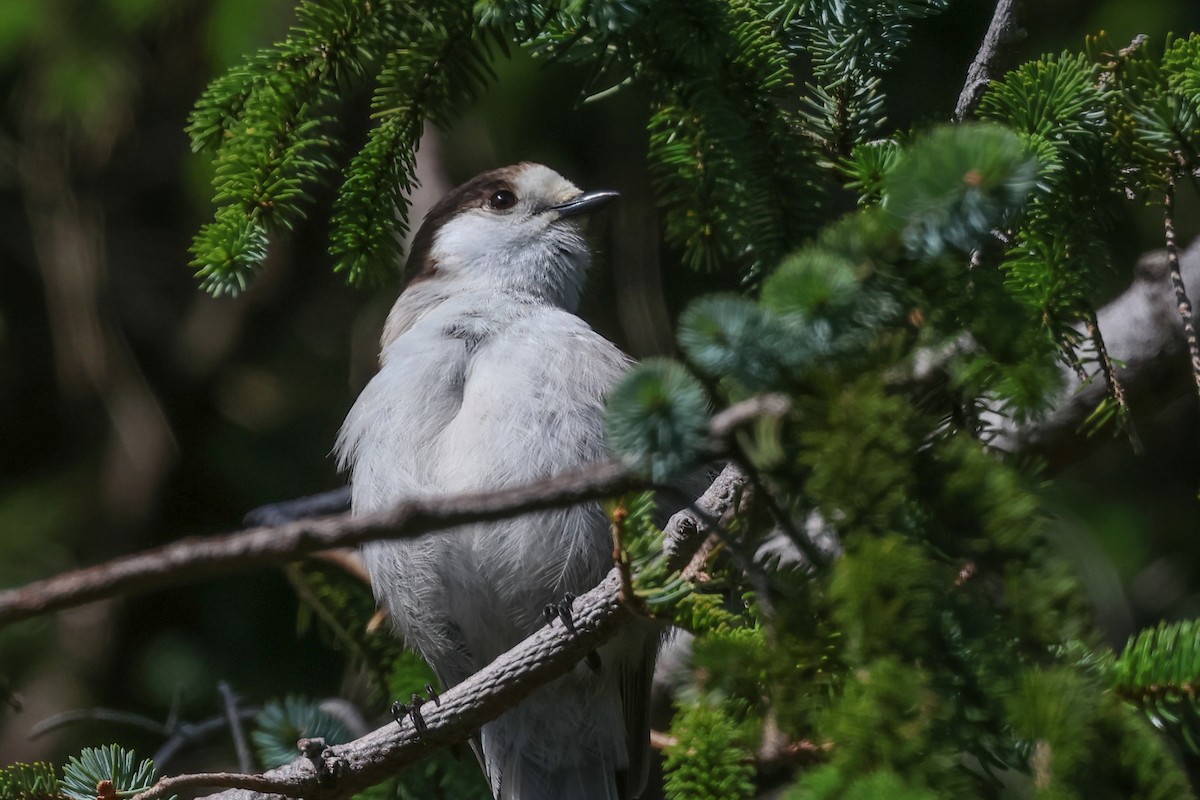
[1164,171,1200,406]
[219,682,254,773]
[1085,309,1143,452]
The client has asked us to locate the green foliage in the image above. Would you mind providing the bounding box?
[604,358,710,482]
[798,377,918,536]
[789,0,950,157]
[1005,667,1102,796]
[978,52,1119,406]
[634,0,820,280]
[678,296,813,392]
[251,695,353,768]
[188,0,477,292]
[60,747,161,800]
[1110,619,1200,754]
[0,762,59,800]
[389,751,491,800]
[663,698,756,800]
[190,0,837,291]
[605,105,1196,795]
[841,139,902,201]
[330,4,494,285]
[882,123,1038,260]
[829,536,939,663]
[288,561,405,700]
[787,766,938,800]
[815,658,954,788]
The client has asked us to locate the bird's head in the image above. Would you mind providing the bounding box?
[403,162,618,310]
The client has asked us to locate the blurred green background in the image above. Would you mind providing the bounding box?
[1,0,1199,774]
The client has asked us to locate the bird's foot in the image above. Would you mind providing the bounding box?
[542,592,601,673]
[542,591,577,634]
[391,686,440,736]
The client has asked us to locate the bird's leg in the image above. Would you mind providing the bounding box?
[556,592,577,634]
[391,688,437,736]
[542,592,601,672]
[542,591,577,633]
[407,692,428,736]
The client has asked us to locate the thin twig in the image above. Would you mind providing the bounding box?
[219,682,254,773]
[954,0,1025,121]
[307,549,371,585]
[154,709,262,770]
[30,708,171,739]
[0,460,638,629]
[1086,310,1143,453]
[137,772,293,799]
[29,705,259,770]
[1164,172,1200,405]
[243,489,351,528]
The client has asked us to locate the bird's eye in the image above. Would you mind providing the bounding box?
[487,189,517,211]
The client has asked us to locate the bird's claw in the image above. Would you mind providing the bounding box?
[408,692,428,736]
[544,592,577,634]
[391,687,438,736]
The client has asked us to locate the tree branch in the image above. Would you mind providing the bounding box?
[998,237,1200,461]
[954,0,1025,121]
[0,462,637,629]
[122,464,747,800]
[0,396,784,629]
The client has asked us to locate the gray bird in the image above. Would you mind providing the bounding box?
[337,163,656,800]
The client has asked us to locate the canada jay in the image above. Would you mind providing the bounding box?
[336,163,656,799]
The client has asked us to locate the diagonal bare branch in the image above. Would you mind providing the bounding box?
[0,461,638,629]
[954,0,1025,121]
[0,396,784,629]
[123,464,748,800]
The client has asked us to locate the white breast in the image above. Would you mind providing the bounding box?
[336,291,631,667]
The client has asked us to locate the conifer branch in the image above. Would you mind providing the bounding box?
[955,0,1025,121]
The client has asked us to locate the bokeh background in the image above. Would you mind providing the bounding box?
[2,0,1199,776]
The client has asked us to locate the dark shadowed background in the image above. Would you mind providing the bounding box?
[1,0,1199,773]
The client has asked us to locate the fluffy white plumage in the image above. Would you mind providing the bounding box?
[336,163,655,800]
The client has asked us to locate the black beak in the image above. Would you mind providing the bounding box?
[549,190,620,218]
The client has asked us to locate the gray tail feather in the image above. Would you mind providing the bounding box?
[496,756,621,800]
[476,628,658,800]
[482,715,624,800]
